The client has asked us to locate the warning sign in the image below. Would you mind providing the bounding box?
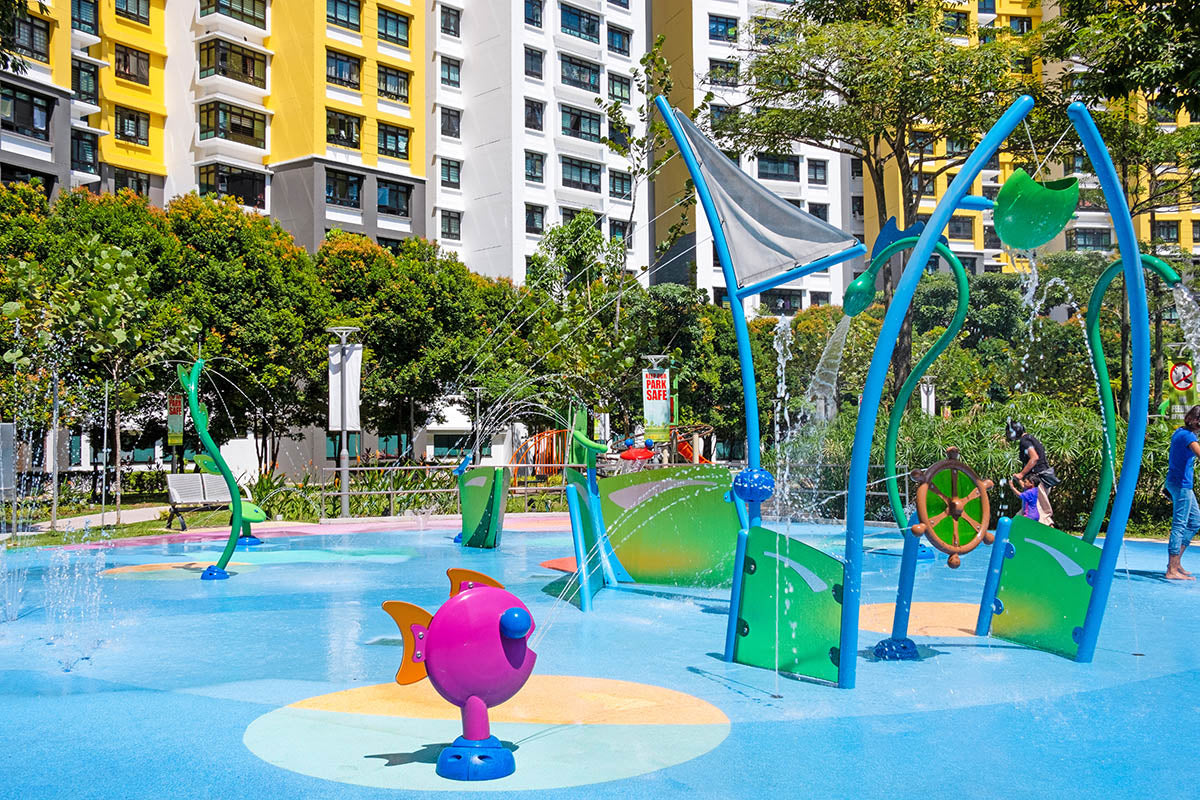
[1170,362,1194,392]
[167,394,184,446]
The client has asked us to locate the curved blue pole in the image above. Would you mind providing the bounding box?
[1069,101,1149,663]
[841,95,1035,688]
[655,95,763,525]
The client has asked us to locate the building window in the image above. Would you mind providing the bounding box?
[200,0,266,29]
[326,50,361,89]
[1066,227,1112,251]
[376,432,408,457]
[199,101,265,147]
[525,203,545,233]
[198,40,266,88]
[1153,220,1180,242]
[610,219,632,248]
[525,150,544,182]
[325,169,361,208]
[760,289,804,316]
[115,0,150,24]
[811,291,831,306]
[377,179,410,216]
[70,130,98,174]
[808,202,828,221]
[709,59,738,87]
[377,122,409,159]
[113,168,150,196]
[609,73,631,103]
[851,196,864,218]
[378,65,409,101]
[441,107,461,138]
[441,210,462,240]
[561,4,600,43]
[114,44,150,85]
[72,0,98,34]
[607,24,631,55]
[609,170,632,200]
[441,6,461,36]
[561,155,601,192]
[948,215,974,240]
[198,163,266,208]
[1,86,51,140]
[709,14,737,42]
[807,159,827,185]
[850,157,863,178]
[524,99,544,130]
[115,105,150,146]
[324,109,360,148]
[525,0,542,27]
[1010,15,1032,34]
[757,154,799,181]
[561,105,601,142]
[525,47,543,78]
[440,57,461,88]
[978,0,995,11]
[327,0,360,30]
[432,433,489,458]
[325,433,361,459]
[561,54,600,93]
[72,59,99,104]
[942,10,968,33]
[912,171,933,196]
[378,7,410,46]
[985,226,1001,248]
[441,158,461,188]
[11,15,49,63]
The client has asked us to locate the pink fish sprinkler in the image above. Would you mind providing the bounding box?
[383,568,537,781]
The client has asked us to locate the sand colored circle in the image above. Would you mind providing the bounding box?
[858,602,980,638]
[102,561,258,580]
[244,675,730,791]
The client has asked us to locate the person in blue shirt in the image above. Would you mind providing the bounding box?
[1008,474,1039,522]
[1164,406,1200,580]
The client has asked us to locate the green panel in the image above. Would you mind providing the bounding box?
[460,467,505,549]
[992,516,1101,658]
[565,468,606,602]
[598,465,739,587]
[733,526,844,683]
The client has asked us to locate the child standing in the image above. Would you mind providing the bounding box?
[1009,474,1040,522]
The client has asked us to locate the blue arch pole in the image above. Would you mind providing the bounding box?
[840,95,1035,688]
[654,95,765,525]
[1069,100,1149,663]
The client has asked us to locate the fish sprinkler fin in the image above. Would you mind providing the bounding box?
[381,601,433,685]
[447,568,505,597]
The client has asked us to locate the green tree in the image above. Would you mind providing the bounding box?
[4,238,196,522]
[165,193,333,471]
[715,0,1042,394]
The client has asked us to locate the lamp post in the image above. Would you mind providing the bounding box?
[327,326,360,519]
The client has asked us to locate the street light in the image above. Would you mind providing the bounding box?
[327,326,360,519]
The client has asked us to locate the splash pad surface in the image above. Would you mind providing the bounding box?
[0,518,1198,798]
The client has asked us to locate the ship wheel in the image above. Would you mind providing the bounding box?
[910,447,994,568]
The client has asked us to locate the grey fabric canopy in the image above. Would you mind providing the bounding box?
[675,109,858,289]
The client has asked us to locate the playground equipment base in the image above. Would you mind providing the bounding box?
[435,736,516,781]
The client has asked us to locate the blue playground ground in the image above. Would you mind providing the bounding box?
[1,516,1197,799]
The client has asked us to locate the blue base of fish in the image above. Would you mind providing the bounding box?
[237,536,263,547]
[200,565,230,581]
[435,735,516,781]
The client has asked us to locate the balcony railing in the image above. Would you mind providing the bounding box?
[199,61,266,89]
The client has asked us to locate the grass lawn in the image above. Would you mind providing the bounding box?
[10,510,239,549]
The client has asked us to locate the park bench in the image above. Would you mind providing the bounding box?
[166,473,255,531]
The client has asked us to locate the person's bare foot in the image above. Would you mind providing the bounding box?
[1166,569,1195,581]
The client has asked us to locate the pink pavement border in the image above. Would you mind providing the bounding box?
[60,512,572,550]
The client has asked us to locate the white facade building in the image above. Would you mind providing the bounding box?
[426,0,653,283]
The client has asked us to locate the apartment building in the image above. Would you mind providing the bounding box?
[651,0,863,315]
[424,0,653,282]
[0,0,428,251]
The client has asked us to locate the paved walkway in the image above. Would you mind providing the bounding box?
[32,505,170,532]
